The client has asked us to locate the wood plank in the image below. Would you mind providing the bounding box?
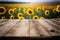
[30,20,40,36]
[0,19,60,37]
[45,19,60,30]
[30,20,50,37]
[5,19,29,36]
[0,19,9,26]
[0,19,8,23]
[0,19,19,36]
[38,19,60,36]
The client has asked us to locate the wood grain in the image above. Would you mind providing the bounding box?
[0,19,60,37]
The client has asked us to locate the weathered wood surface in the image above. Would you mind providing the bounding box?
[5,20,29,36]
[0,19,60,37]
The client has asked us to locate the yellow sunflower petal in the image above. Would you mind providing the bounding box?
[0,7,6,14]
[10,15,14,19]
[40,17,45,20]
[13,8,17,12]
[42,6,45,11]
[33,15,39,19]
[53,8,56,13]
[8,9,14,15]
[26,8,34,16]
[18,8,21,12]
[44,10,50,16]
[23,8,26,13]
[2,16,6,19]
[56,5,60,12]
[36,7,41,12]
[18,17,24,20]
[17,13,23,18]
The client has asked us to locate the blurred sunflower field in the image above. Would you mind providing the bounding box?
[0,4,60,20]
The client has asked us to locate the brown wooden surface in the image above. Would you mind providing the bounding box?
[0,19,60,37]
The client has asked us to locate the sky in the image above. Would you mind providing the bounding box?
[0,0,60,2]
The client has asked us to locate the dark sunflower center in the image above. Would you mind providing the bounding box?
[10,11,13,13]
[29,10,32,14]
[58,7,60,11]
[19,15,22,16]
[35,17,37,19]
[38,9,40,11]
[0,8,4,13]
[46,12,49,14]
[54,9,56,12]
[11,17,14,19]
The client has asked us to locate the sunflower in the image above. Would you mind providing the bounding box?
[10,15,14,19]
[44,10,50,16]
[8,9,14,15]
[17,13,23,18]
[2,16,6,19]
[40,17,45,20]
[13,8,17,12]
[26,8,34,16]
[33,15,39,19]
[0,7,6,14]
[56,5,60,12]
[18,8,21,12]
[42,6,45,11]
[23,8,26,13]
[53,8,56,13]
[18,17,24,20]
[36,7,41,12]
